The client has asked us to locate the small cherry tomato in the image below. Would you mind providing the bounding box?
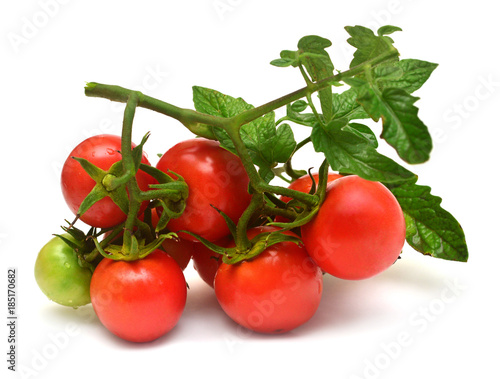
[191,235,232,288]
[214,226,323,334]
[61,134,156,228]
[34,234,92,308]
[156,138,251,242]
[301,175,406,280]
[90,250,187,342]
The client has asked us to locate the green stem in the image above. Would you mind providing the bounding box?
[121,93,143,257]
[84,48,399,226]
[85,49,398,135]
[235,193,265,252]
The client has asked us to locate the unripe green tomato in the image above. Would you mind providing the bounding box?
[34,234,92,308]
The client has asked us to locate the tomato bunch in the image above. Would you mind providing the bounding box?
[35,132,409,342]
[34,27,471,344]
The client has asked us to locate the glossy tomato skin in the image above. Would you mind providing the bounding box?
[156,138,251,242]
[301,175,406,280]
[34,235,92,308]
[61,134,156,228]
[161,237,194,271]
[192,235,232,288]
[214,226,323,334]
[90,250,186,343]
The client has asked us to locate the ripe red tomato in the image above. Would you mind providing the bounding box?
[61,134,156,228]
[148,209,193,270]
[301,175,406,280]
[161,237,194,271]
[214,226,323,334]
[276,172,342,222]
[191,235,232,288]
[156,138,251,242]
[90,250,187,343]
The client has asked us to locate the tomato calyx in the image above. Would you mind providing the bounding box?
[268,160,330,229]
[55,223,103,272]
[182,229,302,265]
[138,165,189,233]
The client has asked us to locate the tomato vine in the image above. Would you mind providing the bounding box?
[71,24,469,265]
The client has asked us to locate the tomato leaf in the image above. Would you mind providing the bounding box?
[345,25,400,68]
[356,84,433,164]
[192,86,297,182]
[310,119,416,183]
[297,35,335,121]
[342,122,378,148]
[375,59,438,94]
[388,181,468,262]
[331,88,369,121]
[377,25,403,36]
[284,102,317,127]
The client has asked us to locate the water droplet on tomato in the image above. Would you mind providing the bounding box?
[106,148,116,155]
[64,262,71,269]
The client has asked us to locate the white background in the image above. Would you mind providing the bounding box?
[1,1,499,378]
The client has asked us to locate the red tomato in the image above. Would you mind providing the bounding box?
[90,250,186,343]
[61,134,155,228]
[147,209,193,270]
[191,235,232,288]
[301,175,406,280]
[156,138,251,242]
[276,172,342,222]
[161,237,194,271]
[214,226,323,334]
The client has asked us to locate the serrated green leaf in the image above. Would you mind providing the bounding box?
[375,59,438,94]
[297,35,335,121]
[285,102,317,126]
[193,86,297,181]
[389,181,468,262]
[310,120,416,183]
[331,88,370,121]
[193,86,252,118]
[357,85,432,164]
[342,123,378,148]
[345,25,399,68]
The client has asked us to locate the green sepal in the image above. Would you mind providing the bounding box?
[131,132,151,173]
[225,231,302,265]
[155,200,172,233]
[181,229,303,265]
[210,205,237,241]
[91,232,175,261]
[73,158,130,217]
